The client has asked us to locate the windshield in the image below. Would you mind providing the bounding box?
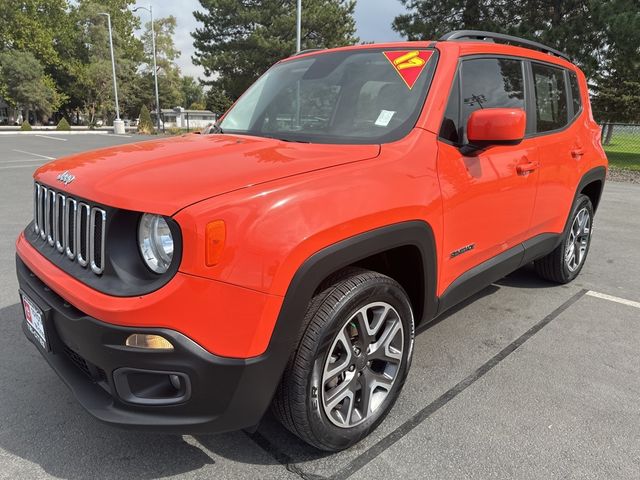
[219,48,437,144]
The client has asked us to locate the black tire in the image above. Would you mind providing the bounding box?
[272,268,415,451]
[534,194,594,283]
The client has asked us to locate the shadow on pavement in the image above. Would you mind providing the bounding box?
[0,302,285,479]
[0,266,547,478]
[496,263,557,289]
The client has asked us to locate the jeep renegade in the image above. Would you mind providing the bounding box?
[16,31,607,451]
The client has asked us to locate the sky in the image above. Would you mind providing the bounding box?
[134,0,407,80]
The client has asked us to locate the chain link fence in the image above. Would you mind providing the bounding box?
[599,123,640,171]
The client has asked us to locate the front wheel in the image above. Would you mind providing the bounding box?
[534,194,594,283]
[272,269,414,451]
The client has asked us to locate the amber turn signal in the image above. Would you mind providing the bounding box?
[125,334,174,351]
[205,220,226,266]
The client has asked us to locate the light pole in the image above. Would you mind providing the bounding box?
[133,4,161,131]
[98,12,124,134]
[296,0,302,53]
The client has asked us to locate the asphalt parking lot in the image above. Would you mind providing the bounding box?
[0,133,639,480]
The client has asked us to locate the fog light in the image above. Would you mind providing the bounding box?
[125,334,174,351]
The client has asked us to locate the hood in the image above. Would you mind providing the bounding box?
[34,134,380,215]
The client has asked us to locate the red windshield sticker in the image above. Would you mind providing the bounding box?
[383,50,433,89]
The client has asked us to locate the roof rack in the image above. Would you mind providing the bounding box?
[439,30,570,62]
[293,48,325,56]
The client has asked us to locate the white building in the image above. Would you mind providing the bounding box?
[152,107,218,130]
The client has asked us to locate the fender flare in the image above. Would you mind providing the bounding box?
[264,219,438,368]
[574,165,606,213]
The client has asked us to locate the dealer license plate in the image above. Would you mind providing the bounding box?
[21,292,48,350]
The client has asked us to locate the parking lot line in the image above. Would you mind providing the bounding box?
[34,135,68,142]
[326,289,589,480]
[247,289,590,480]
[586,290,640,309]
[11,149,55,160]
[2,159,43,164]
[0,165,42,170]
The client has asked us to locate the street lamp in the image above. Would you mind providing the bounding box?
[296,0,302,53]
[98,12,125,134]
[133,4,161,132]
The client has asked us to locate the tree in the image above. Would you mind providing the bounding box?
[56,118,71,130]
[0,1,75,120]
[138,105,154,133]
[205,88,233,116]
[135,15,184,112]
[393,0,640,122]
[0,51,63,123]
[393,1,602,76]
[588,0,640,122]
[192,0,358,101]
[181,76,205,108]
[64,0,143,123]
[0,0,71,69]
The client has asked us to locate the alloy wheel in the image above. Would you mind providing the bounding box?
[565,207,591,272]
[321,302,404,428]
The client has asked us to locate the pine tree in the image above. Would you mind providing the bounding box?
[393,0,640,122]
[192,0,358,101]
[56,117,71,130]
[138,105,154,134]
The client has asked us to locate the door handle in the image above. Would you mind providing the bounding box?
[571,149,585,159]
[516,161,539,175]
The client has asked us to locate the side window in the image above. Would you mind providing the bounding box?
[532,63,568,132]
[459,58,525,142]
[569,71,582,118]
[439,72,460,143]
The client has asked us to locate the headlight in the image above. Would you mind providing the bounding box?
[138,213,174,274]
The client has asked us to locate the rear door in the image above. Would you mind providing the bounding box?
[437,57,539,293]
[527,63,587,234]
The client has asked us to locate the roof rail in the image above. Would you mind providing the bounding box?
[293,48,325,56]
[439,30,570,62]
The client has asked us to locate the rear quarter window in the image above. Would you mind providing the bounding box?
[532,63,569,132]
[569,71,582,118]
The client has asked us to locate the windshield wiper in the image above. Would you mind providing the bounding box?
[211,122,224,134]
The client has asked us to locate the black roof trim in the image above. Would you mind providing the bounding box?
[439,30,570,62]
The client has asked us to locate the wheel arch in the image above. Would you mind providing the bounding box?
[577,166,606,213]
[266,220,438,367]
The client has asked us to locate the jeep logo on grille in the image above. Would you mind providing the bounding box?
[56,171,75,185]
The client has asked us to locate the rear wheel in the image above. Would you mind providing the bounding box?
[272,269,414,451]
[535,194,594,283]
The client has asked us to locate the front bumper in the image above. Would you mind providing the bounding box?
[16,255,284,434]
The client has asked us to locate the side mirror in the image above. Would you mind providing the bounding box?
[465,108,526,153]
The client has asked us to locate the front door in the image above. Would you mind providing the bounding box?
[436,57,539,294]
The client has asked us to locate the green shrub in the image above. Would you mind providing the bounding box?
[56,118,71,131]
[20,121,32,131]
[167,127,188,136]
[138,105,155,134]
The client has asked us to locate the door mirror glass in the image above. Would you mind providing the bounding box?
[466,108,526,146]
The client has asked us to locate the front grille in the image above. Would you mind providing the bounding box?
[33,183,106,275]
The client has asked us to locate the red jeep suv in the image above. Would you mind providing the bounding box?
[16,31,607,451]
